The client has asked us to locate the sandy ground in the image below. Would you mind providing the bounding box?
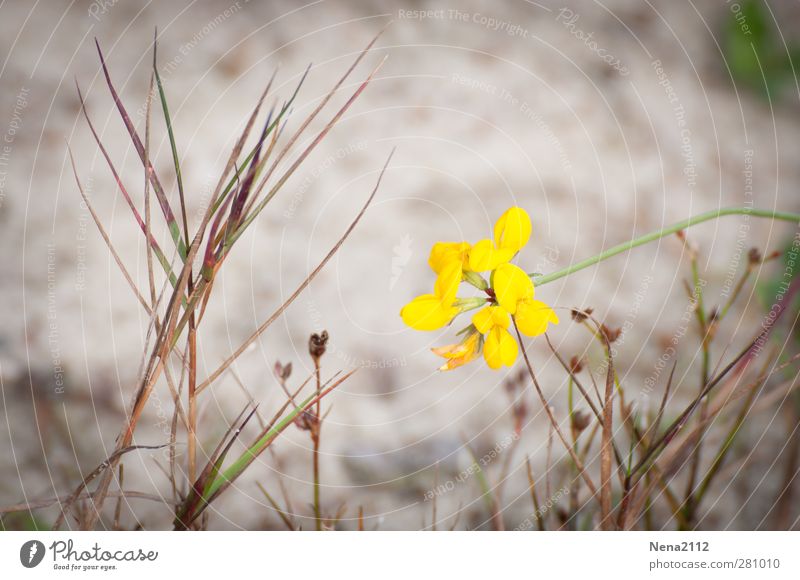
[1,0,799,529]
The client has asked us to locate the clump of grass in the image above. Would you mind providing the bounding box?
[38,29,390,530]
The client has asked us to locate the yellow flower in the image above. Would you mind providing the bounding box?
[469,206,532,271]
[472,306,518,369]
[431,329,482,371]
[400,261,462,331]
[428,241,472,275]
[492,263,559,337]
[429,242,489,290]
[402,206,550,370]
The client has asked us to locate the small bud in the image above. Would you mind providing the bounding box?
[600,324,622,343]
[309,330,329,361]
[274,361,292,381]
[571,410,591,432]
[463,270,488,291]
[294,408,318,431]
[569,355,584,374]
[571,307,594,323]
[747,247,762,265]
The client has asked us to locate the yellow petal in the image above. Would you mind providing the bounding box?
[400,294,458,331]
[483,327,518,369]
[468,239,515,272]
[515,299,559,337]
[434,260,462,303]
[494,206,531,253]
[498,328,519,366]
[429,242,471,274]
[492,263,534,314]
[489,305,511,329]
[472,305,504,334]
[472,306,493,334]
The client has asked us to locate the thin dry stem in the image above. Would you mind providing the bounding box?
[513,320,600,502]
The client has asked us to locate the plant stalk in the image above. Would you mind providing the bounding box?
[532,207,800,287]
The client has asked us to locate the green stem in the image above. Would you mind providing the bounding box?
[531,207,800,286]
[313,361,322,532]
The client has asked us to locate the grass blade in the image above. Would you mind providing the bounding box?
[152,31,189,246]
[95,38,187,259]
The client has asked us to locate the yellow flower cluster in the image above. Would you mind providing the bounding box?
[400,207,559,370]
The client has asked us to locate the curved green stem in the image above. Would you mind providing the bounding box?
[532,207,800,287]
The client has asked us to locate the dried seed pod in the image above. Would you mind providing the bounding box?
[309,330,329,361]
[600,324,622,343]
[294,408,318,431]
[571,307,594,323]
[569,355,584,374]
[274,361,292,381]
[572,410,591,432]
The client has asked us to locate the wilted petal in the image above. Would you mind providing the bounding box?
[432,331,481,370]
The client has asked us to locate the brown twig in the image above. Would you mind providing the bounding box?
[525,455,545,531]
[599,336,615,530]
[513,319,600,502]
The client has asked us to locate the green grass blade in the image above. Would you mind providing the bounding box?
[204,371,354,504]
[95,38,187,260]
[153,33,189,247]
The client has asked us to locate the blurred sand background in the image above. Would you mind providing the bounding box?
[1,0,799,529]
